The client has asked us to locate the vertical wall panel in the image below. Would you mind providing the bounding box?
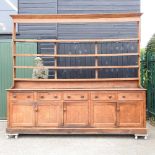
[16,42,37,78]
[0,40,37,119]
[0,41,12,119]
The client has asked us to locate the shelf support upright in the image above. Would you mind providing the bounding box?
[137,20,141,87]
[12,22,16,86]
[95,42,98,79]
[54,42,57,79]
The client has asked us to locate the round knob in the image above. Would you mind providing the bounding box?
[81,96,84,99]
[67,96,71,99]
[41,96,44,99]
[95,96,98,99]
[13,95,16,98]
[27,96,31,98]
[54,96,58,99]
[109,96,112,99]
[122,96,126,98]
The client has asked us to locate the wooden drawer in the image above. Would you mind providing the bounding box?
[38,92,62,100]
[118,92,144,100]
[10,92,34,100]
[64,92,88,100]
[91,91,117,101]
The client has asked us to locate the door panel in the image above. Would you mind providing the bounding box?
[91,102,116,127]
[118,101,143,127]
[10,102,35,127]
[37,101,62,127]
[64,102,88,127]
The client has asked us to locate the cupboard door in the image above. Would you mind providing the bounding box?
[36,101,62,127]
[64,102,89,127]
[10,101,35,127]
[118,101,143,127]
[91,102,116,127]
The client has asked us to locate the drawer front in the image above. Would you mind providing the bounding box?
[38,92,62,100]
[91,92,117,101]
[64,92,88,100]
[118,92,144,100]
[10,92,34,100]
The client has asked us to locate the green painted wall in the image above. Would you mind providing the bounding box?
[0,40,37,119]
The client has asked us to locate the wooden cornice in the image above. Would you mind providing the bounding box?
[10,13,142,23]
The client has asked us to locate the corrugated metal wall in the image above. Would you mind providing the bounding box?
[17,0,140,40]
[58,0,140,14]
[0,40,37,119]
[16,0,140,79]
[57,0,139,78]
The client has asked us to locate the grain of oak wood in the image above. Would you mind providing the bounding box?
[6,13,146,136]
[7,90,146,135]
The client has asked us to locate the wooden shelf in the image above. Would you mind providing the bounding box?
[14,38,139,43]
[7,87,146,91]
[14,78,139,82]
[14,53,138,57]
[14,65,138,69]
[11,13,141,83]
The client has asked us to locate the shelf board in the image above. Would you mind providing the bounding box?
[14,78,139,82]
[14,65,139,69]
[7,87,146,91]
[14,38,139,43]
[14,53,139,57]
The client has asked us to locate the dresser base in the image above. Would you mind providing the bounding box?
[6,127,147,135]
[7,88,147,138]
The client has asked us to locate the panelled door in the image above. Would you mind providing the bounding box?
[36,92,63,127]
[9,92,35,127]
[117,92,145,127]
[63,92,89,127]
[36,101,62,127]
[91,91,117,127]
[63,101,89,127]
[91,102,117,127]
[117,101,144,127]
